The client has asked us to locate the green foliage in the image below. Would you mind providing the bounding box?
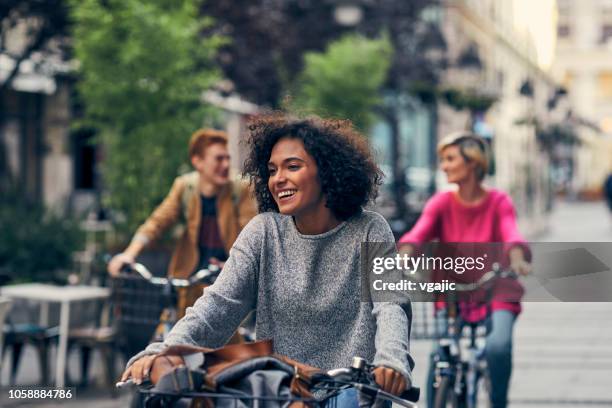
[439,87,497,112]
[290,34,393,131]
[0,191,83,283]
[70,0,223,234]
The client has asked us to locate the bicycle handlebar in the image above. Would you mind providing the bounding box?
[321,356,420,407]
[118,355,420,406]
[119,262,220,287]
[452,263,517,292]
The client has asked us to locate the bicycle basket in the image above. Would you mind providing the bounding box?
[111,274,172,352]
[411,301,437,340]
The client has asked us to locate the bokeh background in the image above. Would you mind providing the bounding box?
[1,0,611,407]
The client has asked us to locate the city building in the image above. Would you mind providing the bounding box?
[552,0,612,196]
[0,13,98,216]
[437,0,560,235]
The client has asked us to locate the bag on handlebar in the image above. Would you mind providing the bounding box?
[147,339,322,408]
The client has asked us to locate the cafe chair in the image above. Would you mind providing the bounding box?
[1,315,58,385]
[66,299,118,390]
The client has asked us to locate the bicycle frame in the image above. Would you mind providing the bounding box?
[432,265,515,408]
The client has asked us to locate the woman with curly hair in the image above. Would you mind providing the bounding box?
[122,114,414,405]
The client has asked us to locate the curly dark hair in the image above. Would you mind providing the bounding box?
[242,113,383,221]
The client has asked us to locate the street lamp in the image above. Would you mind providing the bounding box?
[455,43,483,88]
[333,3,363,26]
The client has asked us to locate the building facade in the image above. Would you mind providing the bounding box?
[553,0,612,195]
[437,0,560,235]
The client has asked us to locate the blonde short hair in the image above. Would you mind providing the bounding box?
[437,131,489,181]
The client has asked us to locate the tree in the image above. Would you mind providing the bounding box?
[0,0,70,92]
[290,34,392,131]
[199,1,442,107]
[70,0,223,234]
[199,0,351,107]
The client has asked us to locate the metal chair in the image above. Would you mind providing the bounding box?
[66,300,118,389]
[2,312,58,385]
[0,297,13,371]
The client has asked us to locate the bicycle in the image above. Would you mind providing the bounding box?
[120,355,420,407]
[430,263,517,408]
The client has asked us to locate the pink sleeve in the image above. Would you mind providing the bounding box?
[497,194,532,261]
[398,194,442,244]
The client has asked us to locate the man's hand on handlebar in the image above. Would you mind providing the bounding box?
[108,253,136,277]
[372,366,408,397]
[209,257,225,270]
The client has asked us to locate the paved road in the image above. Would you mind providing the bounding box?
[2,200,611,407]
[509,200,612,407]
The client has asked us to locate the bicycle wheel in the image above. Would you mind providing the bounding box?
[433,376,460,408]
[473,368,492,408]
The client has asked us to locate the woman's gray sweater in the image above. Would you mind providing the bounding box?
[128,210,413,383]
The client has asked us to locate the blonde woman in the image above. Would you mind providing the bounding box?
[398,132,531,408]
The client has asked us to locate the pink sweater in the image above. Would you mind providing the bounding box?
[398,189,528,319]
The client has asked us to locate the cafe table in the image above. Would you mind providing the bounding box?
[0,283,110,388]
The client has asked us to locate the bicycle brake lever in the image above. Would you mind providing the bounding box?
[115,379,134,388]
[115,377,152,389]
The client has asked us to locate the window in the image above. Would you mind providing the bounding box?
[601,24,612,43]
[73,129,96,190]
[597,71,612,100]
[563,71,574,89]
[558,24,571,38]
[557,0,572,41]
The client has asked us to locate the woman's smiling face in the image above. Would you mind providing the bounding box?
[267,137,325,219]
[440,145,477,184]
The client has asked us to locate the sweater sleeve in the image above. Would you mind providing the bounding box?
[398,193,443,244]
[367,214,414,387]
[126,215,264,367]
[497,194,532,261]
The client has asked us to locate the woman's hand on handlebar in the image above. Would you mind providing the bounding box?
[372,366,407,396]
[510,259,531,276]
[509,247,531,276]
[108,253,136,277]
[397,243,414,258]
[121,354,157,385]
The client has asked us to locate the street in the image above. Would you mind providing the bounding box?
[1,199,611,407]
[510,200,612,407]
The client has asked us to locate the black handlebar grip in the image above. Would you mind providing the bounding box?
[119,263,133,273]
[400,386,420,402]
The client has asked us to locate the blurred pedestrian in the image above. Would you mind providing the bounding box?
[604,173,612,213]
[398,131,531,408]
[107,129,257,317]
